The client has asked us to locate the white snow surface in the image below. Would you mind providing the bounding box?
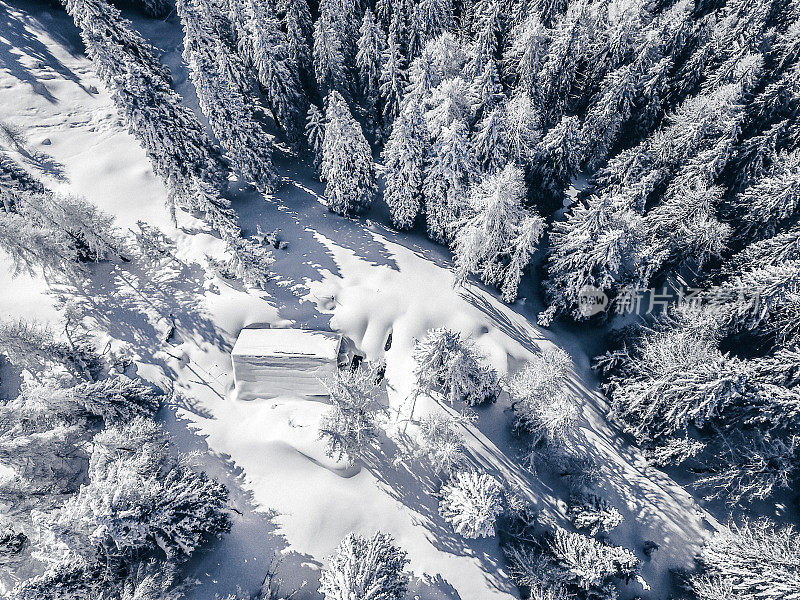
[0,2,722,599]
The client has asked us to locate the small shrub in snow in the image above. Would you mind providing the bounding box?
[413,328,499,406]
[414,412,467,476]
[569,494,623,536]
[319,366,383,463]
[689,519,800,600]
[438,471,504,538]
[319,532,409,600]
[508,348,576,446]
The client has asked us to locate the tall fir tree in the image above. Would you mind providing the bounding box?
[321,91,376,215]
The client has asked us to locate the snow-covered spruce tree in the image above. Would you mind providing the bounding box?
[473,105,509,173]
[470,59,503,120]
[438,471,504,539]
[453,164,545,302]
[532,114,582,195]
[569,495,623,536]
[689,519,800,600]
[507,348,576,445]
[230,0,304,142]
[546,527,639,594]
[64,0,231,219]
[281,0,314,82]
[356,9,386,134]
[0,210,81,280]
[422,120,478,244]
[306,103,326,173]
[539,193,645,325]
[382,98,428,230]
[178,0,277,192]
[53,417,230,565]
[412,328,499,406]
[380,15,407,127]
[504,11,549,102]
[320,91,376,215]
[424,77,473,140]
[0,153,45,211]
[414,412,466,476]
[409,0,454,59]
[318,365,382,463]
[319,533,409,600]
[313,11,347,97]
[503,93,542,169]
[732,149,800,242]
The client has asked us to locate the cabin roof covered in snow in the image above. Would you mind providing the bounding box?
[231,328,342,360]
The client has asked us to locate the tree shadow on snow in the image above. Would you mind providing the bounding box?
[0,1,93,103]
[162,407,322,600]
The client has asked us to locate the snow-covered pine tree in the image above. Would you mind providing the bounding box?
[504,93,542,168]
[178,0,277,192]
[313,11,348,97]
[424,76,473,140]
[320,533,409,600]
[412,328,499,405]
[504,11,549,102]
[320,91,376,215]
[453,164,545,302]
[382,98,428,229]
[474,105,509,173]
[305,103,325,173]
[380,14,407,127]
[507,348,576,444]
[732,149,800,242]
[318,365,382,463]
[280,0,314,83]
[422,120,478,244]
[540,193,645,324]
[438,471,504,538]
[532,115,582,194]
[54,417,230,564]
[470,58,503,119]
[690,519,800,600]
[230,0,304,142]
[414,412,466,476]
[409,0,454,59]
[356,9,386,134]
[64,0,231,220]
[129,0,171,17]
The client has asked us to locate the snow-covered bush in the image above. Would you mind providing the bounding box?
[319,532,409,600]
[453,164,545,302]
[319,365,383,463]
[413,328,499,406]
[414,412,467,476]
[507,348,576,445]
[438,471,504,538]
[569,495,623,536]
[689,519,800,600]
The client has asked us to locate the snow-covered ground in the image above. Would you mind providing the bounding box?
[0,2,721,598]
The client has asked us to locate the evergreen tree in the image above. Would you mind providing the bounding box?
[230,0,304,141]
[356,9,386,133]
[474,105,509,173]
[382,98,428,229]
[320,533,409,600]
[306,103,326,173]
[409,0,454,59]
[470,58,503,118]
[422,120,478,244]
[314,12,347,97]
[532,115,582,194]
[504,93,542,168]
[178,0,277,192]
[380,15,407,127]
[320,91,376,215]
[438,471,504,538]
[453,164,545,301]
[64,0,231,220]
[281,0,314,81]
[505,11,549,101]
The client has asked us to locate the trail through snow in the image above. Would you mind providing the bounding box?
[0,2,721,598]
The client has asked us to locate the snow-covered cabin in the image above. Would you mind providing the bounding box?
[231,328,343,400]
